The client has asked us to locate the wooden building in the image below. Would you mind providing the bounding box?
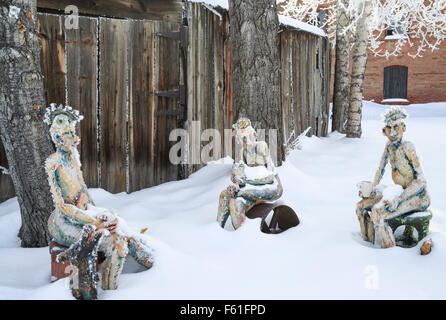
[0,0,331,202]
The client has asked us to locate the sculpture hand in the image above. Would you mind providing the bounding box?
[103,218,118,234]
[383,200,397,212]
[94,216,118,234]
[227,184,240,197]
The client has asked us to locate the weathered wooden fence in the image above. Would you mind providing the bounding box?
[184,2,331,173]
[0,3,331,203]
[0,13,182,202]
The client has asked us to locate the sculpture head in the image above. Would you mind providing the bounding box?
[234,118,256,149]
[44,103,83,152]
[382,106,407,143]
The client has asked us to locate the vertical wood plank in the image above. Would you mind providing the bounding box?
[324,37,331,136]
[154,21,180,185]
[214,13,225,159]
[223,14,234,156]
[300,33,308,134]
[292,32,302,136]
[99,18,128,194]
[280,30,291,144]
[38,13,66,106]
[309,35,316,137]
[0,140,15,203]
[65,17,99,187]
[128,20,156,192]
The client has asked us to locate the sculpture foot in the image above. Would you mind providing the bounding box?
[101,254,125,290]
[128,237,154,269]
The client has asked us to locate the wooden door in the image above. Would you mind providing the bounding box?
[384,66,408,99]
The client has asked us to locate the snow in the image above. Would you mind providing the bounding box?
[384,34,408,40]
[8,6,20,19]
[189,0,229,10]
[374,184,404,209]
[1,100,446,299]
[278,15,326,37]
[244,165,273,181]
[188,0,326,37]
[381,98,409,103]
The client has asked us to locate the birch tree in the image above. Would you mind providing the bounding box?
[345,0,372,138]
[279,0,446,137]
[0,0,54,247]
[332,0,351,134]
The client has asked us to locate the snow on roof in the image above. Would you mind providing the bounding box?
[188,0,229,10]
[278,15,326,37]
[188,0,326,38]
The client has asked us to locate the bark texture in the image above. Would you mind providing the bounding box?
[0,0,55,247]
[229,0,283,165]
[332,0,350,134]
[346,0,372,138]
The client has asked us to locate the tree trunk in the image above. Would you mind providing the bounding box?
[0,0,55,247]
[332,0,350,134]
[346,0,372,138]
[229,0,283,165]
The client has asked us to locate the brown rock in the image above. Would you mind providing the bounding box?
[420,239,433,255]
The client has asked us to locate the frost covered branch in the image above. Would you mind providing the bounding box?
[277,0,446,58]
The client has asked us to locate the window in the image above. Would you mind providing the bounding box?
[385,14,407,39]
[384,66,408,100]
[317,10,327,31]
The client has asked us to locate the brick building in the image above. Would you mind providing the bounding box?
[362,36,446,104]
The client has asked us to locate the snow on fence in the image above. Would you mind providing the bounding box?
[0,2,331,202]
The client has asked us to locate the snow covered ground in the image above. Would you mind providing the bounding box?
[1,101,446,300]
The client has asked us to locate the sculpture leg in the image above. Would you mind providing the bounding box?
[229,197,248,230]
[374,222,396,248]
[127,237,154,269]
[383,195,431,220]
[100,234,127,290]
[217,189,247,230]
[356,196,382,243]
[237,177,283,203]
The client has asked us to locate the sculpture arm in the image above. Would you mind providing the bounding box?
[248,141,276,184]
[72,149,95,206]
[45,156,95,225]
[257,141,275,173]
[373,145,389,186]
[231,161,246,184]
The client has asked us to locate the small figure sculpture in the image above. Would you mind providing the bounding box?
[44,104,154,290]
[356,107,432,248]
[217,118,283,230]
[57,224,104,300]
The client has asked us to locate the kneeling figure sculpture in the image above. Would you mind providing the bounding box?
[217,118,283,230]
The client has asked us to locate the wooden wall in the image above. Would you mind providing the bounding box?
[0,4,331,203]
[0,139,15,203]
[185,3,230,175]
[280,29,331,141]
[0,13,181,202]
[185,2,331,173]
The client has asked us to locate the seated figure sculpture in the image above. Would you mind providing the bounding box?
[44,104,153,290]
[217,118,283,230]
[356,106,431,248]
